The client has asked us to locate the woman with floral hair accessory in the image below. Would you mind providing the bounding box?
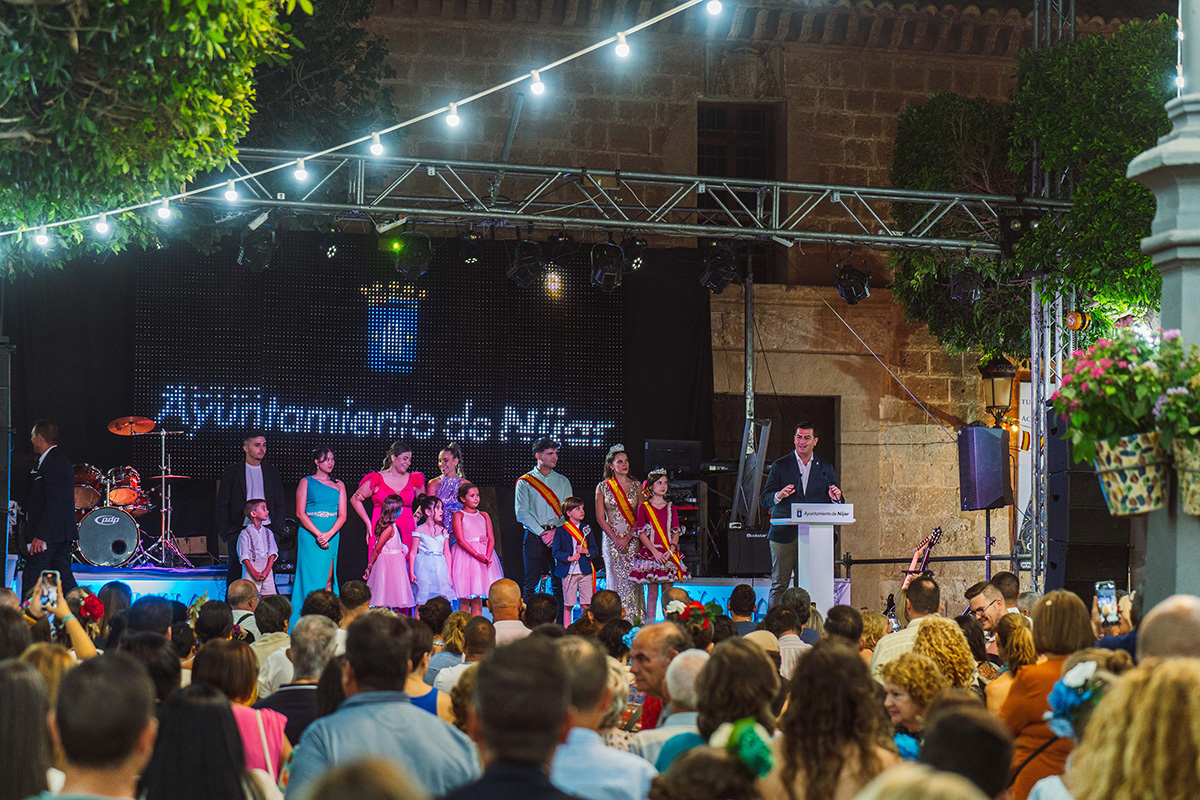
[630,469,690,620]
[596,443,646,621]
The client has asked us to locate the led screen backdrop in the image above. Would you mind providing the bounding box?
[132,233,625,489]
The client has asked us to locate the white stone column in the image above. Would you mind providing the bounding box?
[1127,4,1200,606]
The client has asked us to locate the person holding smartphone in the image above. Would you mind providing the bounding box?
[22,420,78,600]
[27,572,98,659]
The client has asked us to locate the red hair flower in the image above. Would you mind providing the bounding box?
[81,594,105,622]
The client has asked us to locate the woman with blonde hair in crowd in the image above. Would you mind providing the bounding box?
[857,763,989,800]
[1000,590,1094,800]
[19,643,74,705]
[760,642,899,799]
[425,610,470,685]
[1067,657,1200,800]
[987,612,1038,713]
[879,652,951,758]
[859,610,889,667]
[913,616,977,692]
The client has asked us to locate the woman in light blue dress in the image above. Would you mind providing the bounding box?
[291,447,347,630]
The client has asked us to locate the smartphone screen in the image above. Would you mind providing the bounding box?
[1096,580,1118,626]
[41,570,59,608]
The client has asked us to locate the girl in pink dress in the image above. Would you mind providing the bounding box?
[351,440,425,553]
[450,482,503,615]
[365,494,415,613]
[630,469,691,619]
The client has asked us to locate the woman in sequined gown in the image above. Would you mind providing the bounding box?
[426,443,465,536]
[595,445,646,621]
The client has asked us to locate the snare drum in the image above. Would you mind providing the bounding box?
[73,464,102,509]
[76,507,139,567]
[106,466,142,506]
[117,489,154,517]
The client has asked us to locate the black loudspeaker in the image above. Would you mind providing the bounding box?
[958,427,1013,511]
[727,526,771,575]
[1044,469,1132,595]
[1045,408,1073,473]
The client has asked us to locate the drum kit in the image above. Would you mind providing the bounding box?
[74,416,193,569]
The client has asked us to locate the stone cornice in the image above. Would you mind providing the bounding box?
[375,0,1163,57]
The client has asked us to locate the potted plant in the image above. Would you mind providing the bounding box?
[1051,328,1169,516]
[1153,331,1200,514]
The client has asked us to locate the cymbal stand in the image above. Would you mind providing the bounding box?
[129,429,191,568]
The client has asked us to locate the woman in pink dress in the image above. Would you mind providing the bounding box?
[450,482,503,616]
[365,494,416,613]
[351,440,425,553]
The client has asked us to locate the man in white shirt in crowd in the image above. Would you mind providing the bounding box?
[226,579,261,642]
[488,579,530,646]
[630,648,708,765]
[870,576,941,682]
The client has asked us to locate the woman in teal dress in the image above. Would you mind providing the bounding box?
[291,447,347,630]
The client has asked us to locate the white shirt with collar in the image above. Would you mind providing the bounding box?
[37,445,57,469]
[795,452,813,494]
[869,614,938,682]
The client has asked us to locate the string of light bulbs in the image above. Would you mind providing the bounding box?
[7,0,723,246]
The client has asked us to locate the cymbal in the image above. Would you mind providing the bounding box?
[149,474,191,481]
[107,416,155,435]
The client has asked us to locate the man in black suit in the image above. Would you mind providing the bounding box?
[216,431,285,587]
[759,421,843,609]
[442,636,575,800]
[23,419,79,598]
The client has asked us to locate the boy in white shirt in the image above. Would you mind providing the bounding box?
[238,498,278,596]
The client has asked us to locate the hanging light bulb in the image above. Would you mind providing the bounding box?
[157,199,171,219]
[94,213,109,235]
[530,71,545,94]
[370,132,384,155]
[34,226,49,247]
[706,0,722,13]
[224,180,238,201]
[446,103,460,127]
[615,32,630,57]
[294,159,308,181]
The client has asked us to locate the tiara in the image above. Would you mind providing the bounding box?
[607,443,626,456]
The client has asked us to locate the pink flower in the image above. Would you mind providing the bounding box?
[1097,339,1113,348]
[1051,391,1061,401]
[1061,374,1073,385]
[1119,361,1128,368]
[1075,362,1089,374]
[1100,358,1113,368]
[1091,367,1105,379]
[1164,329,1182,340]
[1071,349,1085,358]
[1081,381,1089,392]
[1071,401,1081,410]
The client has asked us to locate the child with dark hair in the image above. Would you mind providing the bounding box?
[552,496,599,626]
[409,495,455,604]
[238,499,278,595]
[450,482,503,616]
[364,494,415,615]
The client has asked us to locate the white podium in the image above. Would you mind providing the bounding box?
[769,503,854,616]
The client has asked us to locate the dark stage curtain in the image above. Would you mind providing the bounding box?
[621,249,716,471]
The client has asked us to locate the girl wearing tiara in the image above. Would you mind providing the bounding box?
[409,495,456,604]
[364,494,415,614]
[630,469,691,619]
[450,482,503,616]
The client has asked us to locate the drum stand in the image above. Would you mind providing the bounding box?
[128,429,191,568]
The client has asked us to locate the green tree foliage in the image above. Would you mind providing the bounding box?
[0,0,299,274]
[240,0,398,151]
[889,17,1176,357]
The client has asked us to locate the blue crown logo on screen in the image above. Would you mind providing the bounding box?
[361,282,423,373]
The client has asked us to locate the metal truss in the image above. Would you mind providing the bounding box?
[192,148,1069,253]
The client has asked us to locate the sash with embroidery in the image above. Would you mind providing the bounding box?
[642,501,685,570]
[518,473,562,517]
[606,478,638,527]
[564,521,596,584]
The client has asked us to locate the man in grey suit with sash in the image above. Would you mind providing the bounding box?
[759,422,842,609]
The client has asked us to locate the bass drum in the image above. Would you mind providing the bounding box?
[77,507,140,567]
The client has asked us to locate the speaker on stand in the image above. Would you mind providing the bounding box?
[958,426,1013,579]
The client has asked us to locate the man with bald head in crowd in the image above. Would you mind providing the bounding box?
[226,579,261,641]
[630,648,708,765]
[1137,594,1200,661]
[628,622,690,702]
[489,579,530,645]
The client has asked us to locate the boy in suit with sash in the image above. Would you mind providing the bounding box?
[552,497,598,626]
[759,422,843,609]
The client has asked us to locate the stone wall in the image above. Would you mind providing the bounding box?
[711,284,998,611]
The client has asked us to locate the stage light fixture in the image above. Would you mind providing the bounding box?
[446,103,460,127]
[507,240,546,288]
[530,71,545,94]
[546,233,574,266]
[238,227,276,273]
[94,214,109,235]
[370,132,384,155]
[224,180,238,201]
[615,32,630,57]
[34,226,49,247]
[394,231,432,279]
[834,257,871,305]
[460,231,481,265]
[156,199,171,220]
[295,159,308,181]
[707,0,722,13]
[545,269,563,297]
[699,245,740,294]
[621,236,647,271]
[375,217,407,234]
[248,211,270,231]
[590,242,625,292]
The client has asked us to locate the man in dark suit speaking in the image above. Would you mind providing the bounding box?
[23,419,80,598]
[759,422,842,609]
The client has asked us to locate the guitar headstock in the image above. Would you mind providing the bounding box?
[929,526,942,547]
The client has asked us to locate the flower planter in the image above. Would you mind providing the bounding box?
[1092,431,1168,516]
[1174,437,1200,516]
